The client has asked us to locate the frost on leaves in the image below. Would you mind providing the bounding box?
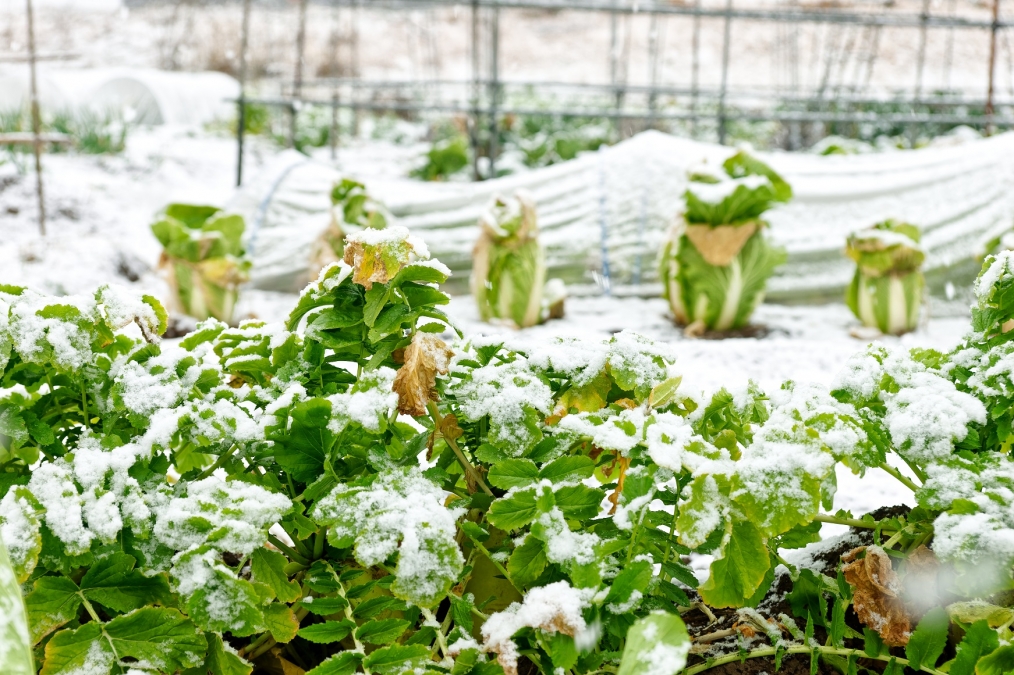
[482,581,591,675]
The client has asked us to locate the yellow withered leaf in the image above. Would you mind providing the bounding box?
[842,545,911,646]
[392,333,454,416]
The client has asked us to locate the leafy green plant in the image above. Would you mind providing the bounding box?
[471,191,546,328]
[5,229,1014,675]
[151,203,252,325]
[660,151,791,333]
[412,135,470,181]
[846,219,925,335]
[49,109,128,155]
[504,113,611,169]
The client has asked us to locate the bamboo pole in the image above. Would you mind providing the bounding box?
[25,0,45,237]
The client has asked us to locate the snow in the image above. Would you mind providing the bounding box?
[558,408,647,455]
[328,367,399,434]
[153,477,291,558]
[639,640,692,675]
[975,250,1014,300]
[312,466,465,606]
[688,174,771,204]
[449,353,554,455]
[535,507,600,564]
[481,580,592,675]
[346,225,430,260]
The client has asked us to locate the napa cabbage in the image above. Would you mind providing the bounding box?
[845,219,925,335]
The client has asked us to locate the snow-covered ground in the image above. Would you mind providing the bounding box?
[0,123,965,528]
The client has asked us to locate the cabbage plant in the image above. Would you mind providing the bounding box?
[310,178,392,279]
[660,151,791,333]
[845,219,925,335]
[472,191,546,328]
[151,203,251,325]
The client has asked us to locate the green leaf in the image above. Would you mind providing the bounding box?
[307,651,365,675]
[26,576,82,644]
[906,607,950,671]
[298,619,357,644]
[864,628,886,658]
[488,489,538,530]
[975,644,1014,675]
[830,598,846,647]
[353,596,408,620]
[80,552,171,614]
[553,484,604,520]
[488,459,539,490]
[272,398,333,483]
[103,607,207,672]
[508,536,548,587]
[699,520,770,608]
[676,475,727,548]
[450,593,476,635]
[362,643,432,674]
[539,456,595,483]
[648,375,684,410]
[618,611,690,675]
[263,603,300,643]
[184,568,266,637]
[299,596,350,616]
[604,560,652,611]
[949,620,999,675]
[186,633,253,675]
[544,631,579,670]
[251,548,302,603]
[41,623,112,675]
[356,618,411,645]
[0,538,33,675]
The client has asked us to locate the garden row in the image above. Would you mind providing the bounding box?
[1,227,1014,674]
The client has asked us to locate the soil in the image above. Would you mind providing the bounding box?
[682,505,913,675]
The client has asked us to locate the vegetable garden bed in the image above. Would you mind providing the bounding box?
[3,228,1014,675]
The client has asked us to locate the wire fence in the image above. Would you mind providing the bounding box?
[212,0,1014,183]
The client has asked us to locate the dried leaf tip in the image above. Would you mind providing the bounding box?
[342,225,429,289]
[393,333,454,416]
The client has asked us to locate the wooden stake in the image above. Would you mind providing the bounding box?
[25,0,45,236]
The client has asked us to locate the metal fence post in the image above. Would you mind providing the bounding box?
[717,0,734,144]
[488,0,500,178]
[986,0,1001,134]
[470,0,482,181]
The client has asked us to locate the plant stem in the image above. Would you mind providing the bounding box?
[879,462,921,492]
[421,607,450,661]
[80,380,89,426]
[683,645,948,675]
[268,534,310,565]
[813,513,886,531]
[197,444,238,480]
[313,528,326,559]
[427,401,493,496]
[332,570,373,675]
[467,536,516,590]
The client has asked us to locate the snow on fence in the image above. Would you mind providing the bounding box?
[231,130,1014,302]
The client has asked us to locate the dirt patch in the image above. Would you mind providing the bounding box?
[682,506,913,675]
